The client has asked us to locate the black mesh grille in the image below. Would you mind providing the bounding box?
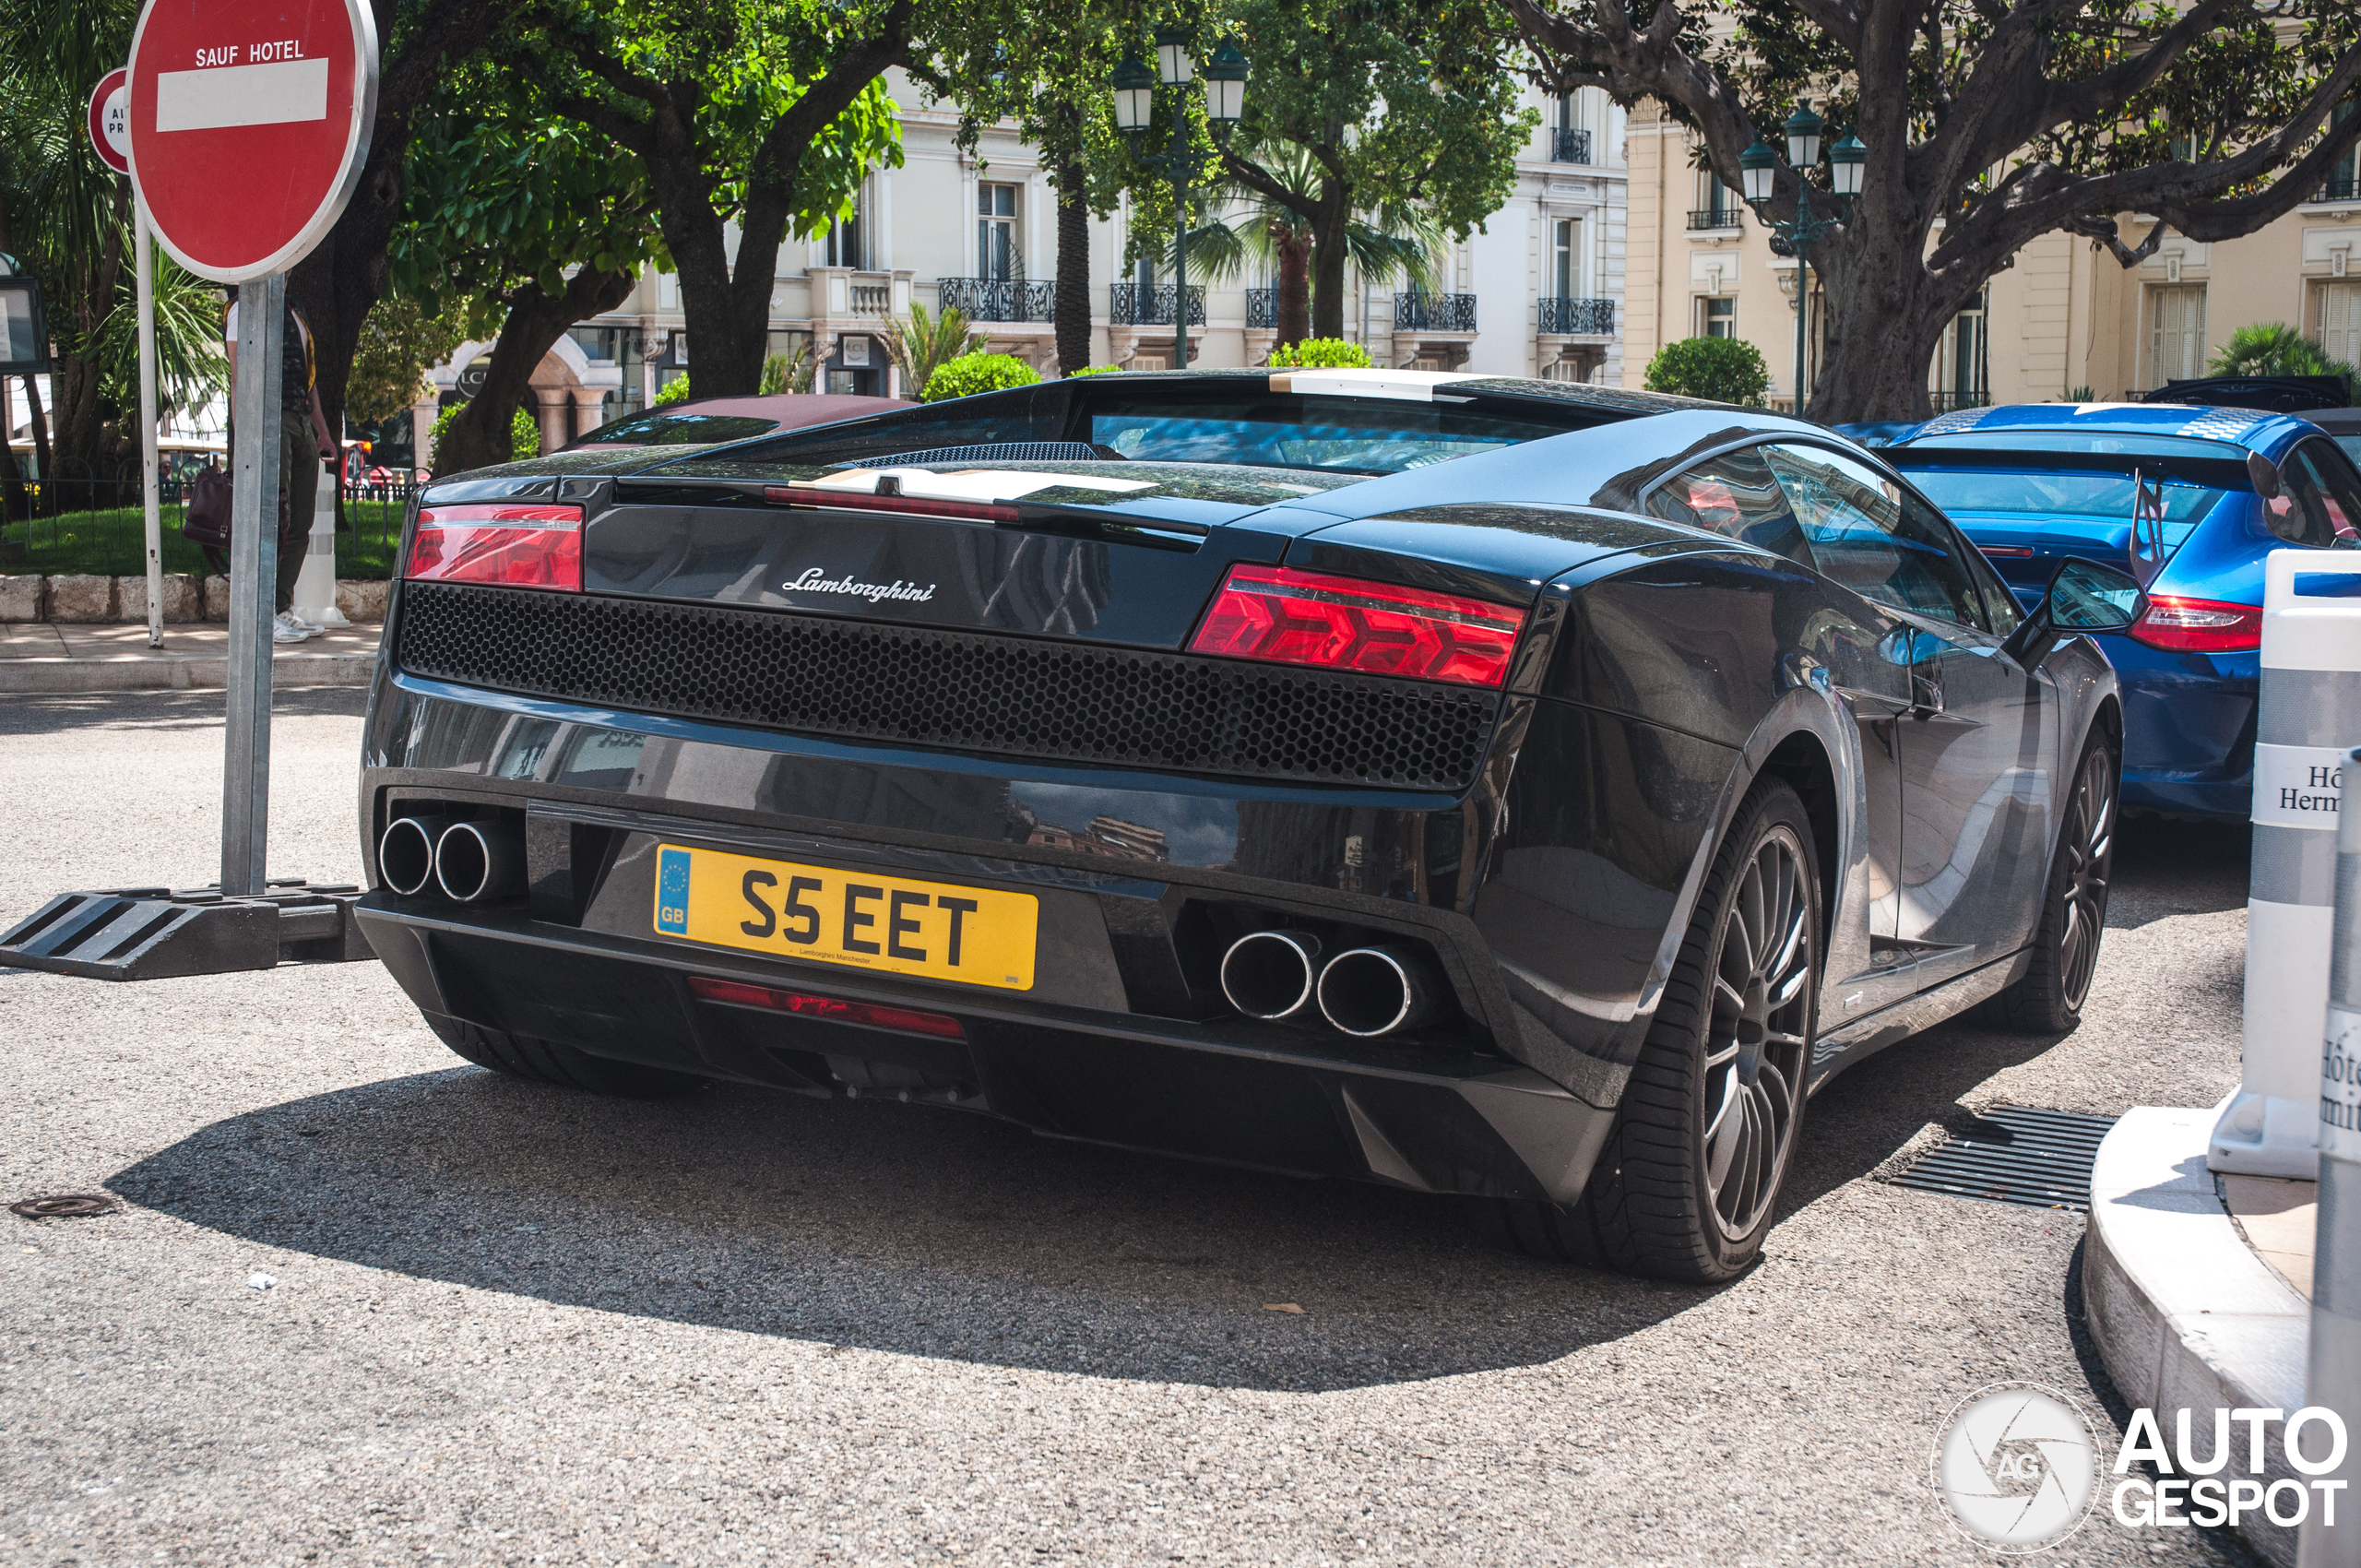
[842,442,1102,468]
[394,582,1501,790]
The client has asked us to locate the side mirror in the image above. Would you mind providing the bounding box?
[2000,557,2145,667]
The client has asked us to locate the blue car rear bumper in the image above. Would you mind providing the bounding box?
[2099,632,2258,819]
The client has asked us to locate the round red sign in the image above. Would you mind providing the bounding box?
[125,0,378,282]
[88,67,131,176]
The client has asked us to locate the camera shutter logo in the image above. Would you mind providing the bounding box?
[1931,1383,2098,1551]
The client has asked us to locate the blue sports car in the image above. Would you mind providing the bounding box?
[1886,403,2361,818]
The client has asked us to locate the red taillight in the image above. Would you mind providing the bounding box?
[405,504,584,590]
[686,976,967,1040]
[2129,595,2262,653]
[1187,564,1527,688]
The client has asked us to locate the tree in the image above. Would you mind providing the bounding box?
[1501,0,2361,422]
[1184,139,1445,349]
[1207,0,1536,341]
[2210,321,2355,392]
[287,0,523,466]
[880,303,983,397]
[344,295,466,426]
[516,0,924,398]
[389,63,663,473]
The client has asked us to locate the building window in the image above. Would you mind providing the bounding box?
[1694,168,1738,227]
[1551,219,1581,299]
[823,185,865,269]
[1697,296,1736,339]
[2327,104,2359,202]
[2146,283,2208,387]
[1931,291,1988,409]
[2318,280,2361,370]
[979,184,1020,280]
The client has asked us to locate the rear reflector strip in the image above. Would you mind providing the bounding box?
[406,504,583,590]
[764,485,1019,524]
[1189,564,1526,688]
[687,975,967,1040]
[1978,545,2035,557]
[2129,595,2262,653]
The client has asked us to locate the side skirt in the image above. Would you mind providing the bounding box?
[1803,948,2032,1094]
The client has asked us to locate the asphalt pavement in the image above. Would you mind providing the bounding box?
[0,690,2261,1565]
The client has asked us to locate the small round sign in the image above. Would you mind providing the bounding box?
[88,67,130,176]
[125,0,379,282]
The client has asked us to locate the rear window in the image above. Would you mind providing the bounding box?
[1900,432,2243,459]
[574,412,778,446]
[1907,469,2225,524]
[1086,394,1572,473]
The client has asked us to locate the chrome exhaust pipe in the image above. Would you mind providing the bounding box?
[1218,931,1324,1019]
[377,814,450,897]
[1317,945,1448,1038]
[433,818,527,905]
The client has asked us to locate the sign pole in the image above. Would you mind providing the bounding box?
[222,276,283,897]
[135,200,163,647]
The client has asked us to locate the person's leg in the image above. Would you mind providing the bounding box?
[275,419,316,614]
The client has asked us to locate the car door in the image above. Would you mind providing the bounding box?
[1644,445,1918,1012]
[1761,443,2058,985]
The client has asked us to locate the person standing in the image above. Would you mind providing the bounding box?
[225,291,337,643]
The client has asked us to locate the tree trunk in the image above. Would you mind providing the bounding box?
[1274,225,1313,350]
[1806,211,1987,424]
[1051,148,1092,376]
[435,267,634,474]
[21,374,52,495]
[1308,185,1352,341]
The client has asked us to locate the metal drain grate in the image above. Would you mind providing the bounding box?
[1880,1106,2118,1211]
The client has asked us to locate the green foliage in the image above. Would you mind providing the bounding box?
[344,296,467,425]
[429,402,540,465]
[2066,386,2098,403]
[2211,323,2356,395]
[883,305,984,399]
[1066,364,1123,376]
[760,345,815,395]
[922,353,1042,402]
[1643,338,1771,406]
[653,375,694,406]
[1266,339,1373,369]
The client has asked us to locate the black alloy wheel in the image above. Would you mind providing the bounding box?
[1470,779,1822,1282]
[1992,731,2118,1034]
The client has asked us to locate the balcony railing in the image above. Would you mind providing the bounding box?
[1537,296,1616,335]
[1395,291,1477,333]
[937,277,1056,323]
[1247,287,1277,329]
[1928,390,1991,412]
[1688,208,1742,231]
[848,284,892,315]
[2315,176,2360,204]
[1550,127,1592,164]
[1109,280,1205,327]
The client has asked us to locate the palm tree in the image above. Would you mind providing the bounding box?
[881,303,984,400]
[1181,143,1446,353]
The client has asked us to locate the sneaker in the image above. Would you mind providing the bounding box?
[287,609,326,633]
[272,612,317,644]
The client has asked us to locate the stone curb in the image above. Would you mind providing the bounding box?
[2083,1104,2310,1566]
[0,651,379,694]
[0,574,389,624]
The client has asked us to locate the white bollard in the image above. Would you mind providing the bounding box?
[2301,742,2361,1568]
[291,457,349,628]
[2212,549,2361,1176]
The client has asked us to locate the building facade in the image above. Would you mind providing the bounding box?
[1623,97,2361,412]
[413,75,1631,460]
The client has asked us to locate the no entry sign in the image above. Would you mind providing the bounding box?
[88,67,130,175]
[125,0,378,282]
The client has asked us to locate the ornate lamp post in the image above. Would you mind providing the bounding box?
[1110,32,1247,370]
[1738,101,1864,418]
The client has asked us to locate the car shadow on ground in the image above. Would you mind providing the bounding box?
[0,685,369,736]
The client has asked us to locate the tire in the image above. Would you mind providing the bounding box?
[424,1013,706,1099]
[1990,728,2118,1035]
[1470,779,1821,1283]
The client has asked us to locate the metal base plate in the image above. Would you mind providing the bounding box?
[0,880,375,980]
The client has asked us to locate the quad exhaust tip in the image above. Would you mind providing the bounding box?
[377,814,449,897]
[1219,930,1324,1019]
[1316,945,1446,1038]
[433,818,527,905]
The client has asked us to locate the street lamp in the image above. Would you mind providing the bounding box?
[1112,32,1247,372]
[1738,100,1862,419]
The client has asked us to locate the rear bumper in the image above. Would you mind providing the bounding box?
[355,894,1618,1203]
[2101,634,2257,820]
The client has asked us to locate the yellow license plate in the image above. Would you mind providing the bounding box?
[652,844,1037,990]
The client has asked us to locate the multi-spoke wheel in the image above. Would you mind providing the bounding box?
[1992,729,2118,1034]
[1468,778,1822,1282]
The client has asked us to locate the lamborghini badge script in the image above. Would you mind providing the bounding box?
[784,568,937,604]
